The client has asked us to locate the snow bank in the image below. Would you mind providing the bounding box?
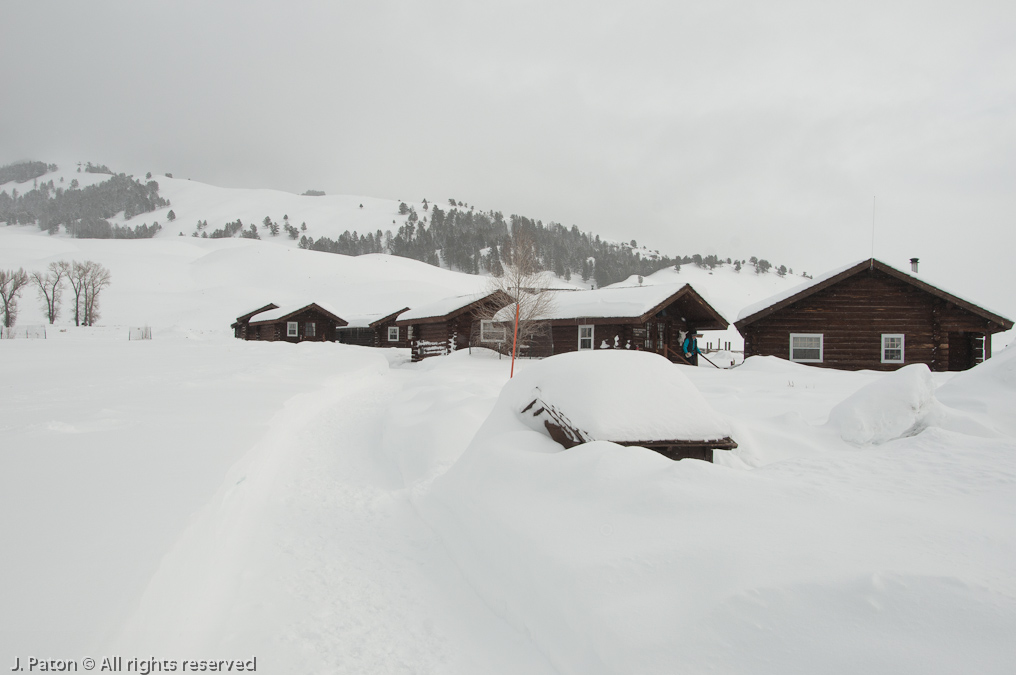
[937,342,1016,436]
[824,363,1003,445]
[826,364,938,445]
[407,351,1016,674]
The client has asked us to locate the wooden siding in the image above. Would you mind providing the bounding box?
[335,327,375,346]
[542,316,697,363]
[740,268,999,371]
[373,318,411,349]
[246,307,342,343]
[408,314,479,361]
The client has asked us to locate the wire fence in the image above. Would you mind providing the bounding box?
[128,326,153,340]
[0,325,47,339]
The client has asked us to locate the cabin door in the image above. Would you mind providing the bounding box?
[947,332,982,371]
[645,320,666,356]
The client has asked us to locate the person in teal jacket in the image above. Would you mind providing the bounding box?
[682,332,702,365]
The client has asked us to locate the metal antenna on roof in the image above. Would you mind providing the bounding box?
[870,196,876,268]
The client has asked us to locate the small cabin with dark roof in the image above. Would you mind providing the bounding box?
[487,283,728,364]
[232,302,348,343]
[395,291,511,361]
[734,258,1013,371]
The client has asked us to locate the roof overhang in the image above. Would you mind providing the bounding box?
[395,291,510,326]
[542,284,728,330]
[248,302,348,327]
[735,259,1013,333]
[368,307,411,329]
[233,303,279,327]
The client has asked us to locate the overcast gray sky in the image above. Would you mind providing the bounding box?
[2,0,1014,286]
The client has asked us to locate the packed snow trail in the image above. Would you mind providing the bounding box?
[111,349,556,674]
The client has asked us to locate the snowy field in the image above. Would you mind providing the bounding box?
[1,211,1015,673]
[2,328,1015,674]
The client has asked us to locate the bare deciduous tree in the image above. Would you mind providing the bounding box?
[474,231,555,361]
[67,261,91,326]
[67,261,111,326]
[30,261,69,324]
[83,262,112,326]
[0,268,30,328]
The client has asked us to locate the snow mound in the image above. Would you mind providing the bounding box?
[944,340,1016,390]
[496,350,732,445]
[738,354,818,373]
[936,341,1016,437]
[826,364,937,445]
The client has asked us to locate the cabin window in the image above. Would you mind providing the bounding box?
[578,325,594,350]
[388,326,399,342]
[306,322,316,337]
[287,321,298,337]
[882,334,905,364]
[789,333,823,362]
[408,326,414,341]
[480,320,506,343]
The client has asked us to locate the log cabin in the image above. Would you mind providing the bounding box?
[395,291,511,361]
[232,302,348,343]
[486,283,728,364]
[734,258,1013,371]
[335,307,411,348]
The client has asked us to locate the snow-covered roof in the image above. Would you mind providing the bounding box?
[248,301,343,323]
[736,258,1013,327]
[492,283,727,327]
[735,261,859,323]
[340,306,410,328]
[545,284,684,320]
[397,292,493,322]
[234,303,278,324]
[504,350,732,443]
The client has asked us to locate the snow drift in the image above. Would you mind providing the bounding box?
[826,364,938,445]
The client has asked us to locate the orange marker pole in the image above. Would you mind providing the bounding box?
[510,301,520,378]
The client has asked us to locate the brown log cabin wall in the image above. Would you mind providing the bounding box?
[336,327,375,346]
[741,269,994,371]
[247,308,342,343]
[409,315,478,361]
[373,319,411,348]
[547,317,692,361]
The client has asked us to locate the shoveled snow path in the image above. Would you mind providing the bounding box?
[112,353,556,674]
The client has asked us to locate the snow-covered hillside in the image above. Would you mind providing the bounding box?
[2,162,430,245]
[0,204,806,350]
[0,228,491,332]
[4,164,1010,353]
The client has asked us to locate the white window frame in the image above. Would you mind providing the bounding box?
[881,333,905,364]
[789,333,823,363]
[305,322,316,337]
[480,320,506,343]
[388,326,400,342]
[287,321,298,337]
[578,324,594,350]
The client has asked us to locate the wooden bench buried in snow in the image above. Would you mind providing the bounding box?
[512,351,737,462]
